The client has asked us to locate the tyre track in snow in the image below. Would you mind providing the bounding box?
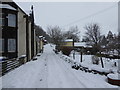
[52,53,87,88]
[57,54,94,86]
[47,48,85,88]
[54,53,113,88]
[55,53,101,87]
[45,45,87,88]
[47,52,70,88]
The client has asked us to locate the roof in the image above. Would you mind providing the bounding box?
[74,42,86,47]
[39,36,43,38]
[65,39,73,42]
[1,0,13,2]
[1,0,28,16]
[74,42,92,48]
[0,3,17,10]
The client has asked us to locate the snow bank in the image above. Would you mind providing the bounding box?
[0,57,7,61]
[59,53,115,74]
[107,73,120,80]
[81,63,112,73]
[0,77,2,90]
[18,55,26,58]
[65,39,73,42]
[0,57,4,60]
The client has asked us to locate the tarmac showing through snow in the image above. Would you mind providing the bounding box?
[1,44,118,88]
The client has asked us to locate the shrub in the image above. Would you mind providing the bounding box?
[61,47,73,56]
[91,55,100,65]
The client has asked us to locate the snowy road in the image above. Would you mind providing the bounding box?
[2,44,118,88]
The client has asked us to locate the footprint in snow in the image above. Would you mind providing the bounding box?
[40,79,42,81]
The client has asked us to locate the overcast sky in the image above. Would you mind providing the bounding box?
[13,0,118,40]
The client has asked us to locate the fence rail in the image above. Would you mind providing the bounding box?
[0,57,25,76]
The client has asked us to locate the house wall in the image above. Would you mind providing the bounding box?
[1,1,37,61]
[28,21,31,60]
[17,8,26,61]
[37,40,40,53]
[40,40,43,50]
[63,42,73,47]
[34,29,37,55]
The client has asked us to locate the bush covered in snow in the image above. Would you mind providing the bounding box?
[91,55,100,65]
[59,53,115,76]
[107,73,120,86]
[61,47,73,56]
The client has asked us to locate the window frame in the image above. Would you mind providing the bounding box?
[0,39,4,53]
[8,13,16,27]
[8,38,16,52]
[0,13,5,26]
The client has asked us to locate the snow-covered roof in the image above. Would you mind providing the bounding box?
[65,39,73,42]
[1,0,13,2]
[0,4,17,11]
[0,56,7,60]
[0,57,4,60]
[74,42,86,47]
[39,36,43,38]
[107,73,120,80]
[74,42,92,48]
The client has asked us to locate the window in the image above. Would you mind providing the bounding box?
[8,14,16,27]
[0,39,4,52]
[0,13,5,26]
[8,39,16,52]
[0,18,5,26]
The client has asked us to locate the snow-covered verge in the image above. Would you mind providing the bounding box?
[107,73,120,86]
[55,52,118,88]
[0,57,4,60]
[57,50,118,75]
[0,77,2,90]
[107,73,120,80]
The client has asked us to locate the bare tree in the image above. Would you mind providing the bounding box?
[84,23,105,68]
[63,26,80,42]
[84,23,101,53]
[100,35,108,47]
[47,25,63,45]
[35,25,50,42]
[115,32,120,55]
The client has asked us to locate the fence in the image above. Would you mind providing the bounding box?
[0,57,25,76]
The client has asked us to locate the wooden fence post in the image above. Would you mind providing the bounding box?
[73,50,75,59]
[73,39,75,59]
[100,52,104,68]
[81,51,83,62]
[80,47,83,62]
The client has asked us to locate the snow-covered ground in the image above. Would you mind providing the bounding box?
[0,77,2,90]
[69,51,118,73]
[1,44,118,88]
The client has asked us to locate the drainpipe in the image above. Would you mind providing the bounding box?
[24,15,29,62]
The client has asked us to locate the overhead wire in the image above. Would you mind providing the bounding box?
[61,3,117,28]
